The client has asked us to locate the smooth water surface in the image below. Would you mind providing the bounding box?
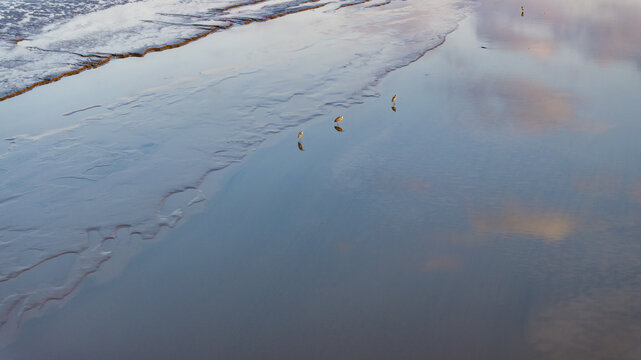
[1,0,641,358]
[0,0,468,343]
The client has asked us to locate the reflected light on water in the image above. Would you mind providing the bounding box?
[470,77,577,133]
[476,0,641,67]
[473,205,576,242]
[528,285,641,360]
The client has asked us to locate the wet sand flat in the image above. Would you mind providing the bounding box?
[1,0,641,359]
[0,0,466,340]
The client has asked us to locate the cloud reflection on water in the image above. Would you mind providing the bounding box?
[473,205,576,242]
[528,284,641,360]
[470,77,578,133]
[476,0,641,68]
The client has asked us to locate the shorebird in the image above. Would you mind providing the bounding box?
[298,131,303,139]
[334,115,343,123]
[392,95,397,103]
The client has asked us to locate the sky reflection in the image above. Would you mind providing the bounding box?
[470,77,578,133]
[473,205,576,242]
[0,0,639,358]
[528,284,641,360]
[476,0,641,68]
[424,255,463,273]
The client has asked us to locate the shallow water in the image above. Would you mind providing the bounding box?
[0,0,468,346]
[1,0,641,358]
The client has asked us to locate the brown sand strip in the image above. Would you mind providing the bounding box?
[338,0,370,9]
[367,0,391,8]
[0,0,329,103]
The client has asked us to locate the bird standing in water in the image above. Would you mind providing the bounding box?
[392,95,397,103]
[334,115,343,123]
[298,131,303,139]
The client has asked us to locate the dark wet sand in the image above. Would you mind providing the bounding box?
[2,0,641,359]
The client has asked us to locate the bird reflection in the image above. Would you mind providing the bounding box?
[297,141,304,151]
[334,125,344,132]
[391,106,397,112]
